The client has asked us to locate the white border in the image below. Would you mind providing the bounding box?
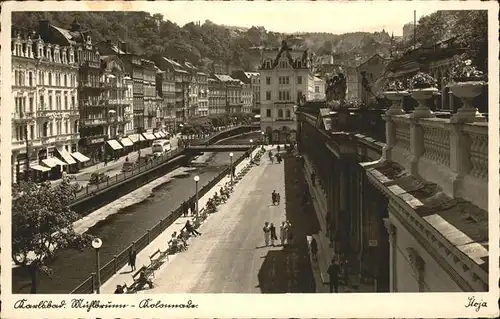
[1,1,499,318]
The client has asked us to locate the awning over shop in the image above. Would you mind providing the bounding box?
[143,133,156,140]
[120,137,134,147]
[154,133,163,139]
[42,157,66,168]
[70,152,90,163]
[128,134,139,143]
[57,148,77,165]
[107,139,124,150]
[31,165,51,172]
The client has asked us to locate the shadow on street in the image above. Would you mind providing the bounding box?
[257,153,319,293]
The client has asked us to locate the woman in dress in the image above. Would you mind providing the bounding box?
[263,222,271,246]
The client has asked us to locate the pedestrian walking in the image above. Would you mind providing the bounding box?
[276,192,281,205]
[277,145,281,153]
[182,201,188,217]
[128,248,137,272]
[341,258,352,287]
[327,258,340,293]
[269,223,277,246]
[310,238,318,260]
[263,222,271,246]
[190,200,196,216]
[280,221,286,246]
[271,190,277,205]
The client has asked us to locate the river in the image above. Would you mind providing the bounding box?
[12,132,261,294]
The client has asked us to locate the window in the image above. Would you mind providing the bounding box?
[279,91,290,101]
[64,96,68,109]
[28,72,33,86]
[71,96,75,108]
[48,73,52,85]
[297,76,302,84]
[64,74,67,87]
[279,60,288,68]
[279,76,290,85]
[315,86,320,93]
[266,77,271,85]
[29,97,33,112]
[49,95,53,110]
[266,91,271,100]
[266,109,271,117]
[297,61,302,68]
[286,110,291,118]
[278,109,283,118]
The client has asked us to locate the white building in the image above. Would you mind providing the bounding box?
[312,76,326,100]
[259,41,316,143]
[11,33,83,184]
[241,82,253,114]
[124,74,134,135]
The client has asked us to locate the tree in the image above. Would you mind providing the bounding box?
[12,179,92,293]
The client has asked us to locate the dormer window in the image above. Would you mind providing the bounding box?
[69,49,74,63]
[279,60,288,68]
[46,47,52,62]
[297,60,302,68]
[264,60,271,69]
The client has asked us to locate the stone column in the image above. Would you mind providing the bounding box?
[383,217,397,292]
[448,122,470,199]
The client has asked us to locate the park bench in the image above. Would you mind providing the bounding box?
[149,248,167,270]
[127,265,155,293]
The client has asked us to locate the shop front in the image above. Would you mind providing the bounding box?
[119,137,135,155]
[80,135,106,166]
[55,146,78,173]
[106,139,124,161]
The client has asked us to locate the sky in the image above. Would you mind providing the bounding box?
[144,1,446,36]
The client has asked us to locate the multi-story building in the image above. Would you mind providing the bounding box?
[213,74,243,114]
[197,71,209,116]
[241,82,253,114]
[97,41,144,135]
[100,55,130,140]
[156,67,177,132]
[259,41,315,143]
[208,75,226,115]
[231,70,260,115]
[11,30,82,183]
[357,53,390,106]
[35,20,100,167]
[151,55,189,124]
[142,59,157,130]
[123,73,134,135]
[183,62,198,118]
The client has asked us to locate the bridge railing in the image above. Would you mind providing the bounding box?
[70,149,253,294]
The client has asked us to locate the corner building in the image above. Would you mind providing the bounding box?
[260,41,315,143]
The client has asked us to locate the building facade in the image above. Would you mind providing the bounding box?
[196,71,209,116]
[213,74,243,114]
[357,54,390,106]
[208,75,226,115]
[123,74,134,135]
[11,31,81,183]
[156,67,176,132]
[259,41,315,143]
[142,59,157,130]
[231,70,260,114]
[312,76,326,100]
[241,82,253,114]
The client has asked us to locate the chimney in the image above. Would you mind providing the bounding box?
[39,20,50,40]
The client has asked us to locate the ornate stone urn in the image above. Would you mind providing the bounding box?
[448,57,487,123]
[408,72,438,119]
[384,91,410,116]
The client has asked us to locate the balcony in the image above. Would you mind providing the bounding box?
[81,118,108,127]
[275,117,294,122]
[12,112,35,123]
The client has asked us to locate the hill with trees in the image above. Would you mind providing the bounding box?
[12,11,392,70]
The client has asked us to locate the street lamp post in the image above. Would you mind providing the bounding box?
[92,238,103,294]
[194,175,200,216]
[229,152,234,184]
[249,139,253,161]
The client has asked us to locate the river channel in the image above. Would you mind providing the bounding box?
[13,133,261,293]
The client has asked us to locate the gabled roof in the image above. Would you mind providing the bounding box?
[214,74,235,82]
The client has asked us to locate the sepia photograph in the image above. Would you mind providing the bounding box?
[1,1,498,318]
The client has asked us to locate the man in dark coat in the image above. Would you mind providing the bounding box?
[327,258,340,293]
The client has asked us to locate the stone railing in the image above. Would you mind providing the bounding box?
[382,82,488,211]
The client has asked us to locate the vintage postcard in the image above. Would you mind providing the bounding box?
[1,0,499,318]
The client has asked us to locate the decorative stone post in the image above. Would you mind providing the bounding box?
[382,91,409,162]
[450,81,487,123]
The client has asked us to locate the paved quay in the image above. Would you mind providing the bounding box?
[101,146,265,293]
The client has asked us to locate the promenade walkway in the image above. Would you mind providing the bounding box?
[101,146,317,294]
